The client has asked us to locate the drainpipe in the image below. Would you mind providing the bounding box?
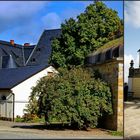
[11,92,15,122]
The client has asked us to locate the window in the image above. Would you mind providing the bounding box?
[105,49,111,60]
[31,58,36,62]
[1,95,6,100]
[112,47,119,58]
[97,53,101,62]
[36,48,41,52]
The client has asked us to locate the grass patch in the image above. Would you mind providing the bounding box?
[108,130,123,136]
[87,36,123,56]
[15,117,25,122]
[15,115,45,123]
[98,36,123,51]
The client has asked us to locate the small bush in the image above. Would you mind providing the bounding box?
[15,115,24,122]
[15,114,45,123]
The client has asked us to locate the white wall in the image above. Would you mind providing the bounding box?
[0,91,13,119]
[12,66,57,118]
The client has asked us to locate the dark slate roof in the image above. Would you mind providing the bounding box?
[0,29,61,68]
[23,46,35,62]
[0,41,24,67]
[2,55,17,68]
[0,64,48,89]
[26,29,61,66]
[0,29,61,89]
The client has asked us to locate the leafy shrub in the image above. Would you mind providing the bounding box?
[15,114,45,123]
[27,67,113,129]
[15,115,24,122]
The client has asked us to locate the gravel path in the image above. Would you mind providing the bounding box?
[124,100,140,139]
[0,120,122,139]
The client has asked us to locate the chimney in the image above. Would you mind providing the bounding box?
[24,43,30,47]
[10,40,14,46]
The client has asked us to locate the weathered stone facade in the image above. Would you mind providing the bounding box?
[128,60,140,98]
[88,59,123,131]
[86,37,123,131]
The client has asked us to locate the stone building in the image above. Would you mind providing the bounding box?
[128,51,140,98]
[86,37,123,131]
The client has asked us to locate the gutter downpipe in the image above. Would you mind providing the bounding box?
[11,92,15,122]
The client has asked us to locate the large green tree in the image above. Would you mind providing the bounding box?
[49,2,123,68]
[26,68,113,129]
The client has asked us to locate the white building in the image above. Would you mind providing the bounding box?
[0,29,61,121]
[0,65,57,120]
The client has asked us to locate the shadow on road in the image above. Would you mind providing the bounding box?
[11,123,91,131]
[12,124,47,130]
[125,99,140,109]
[125,136,140,140]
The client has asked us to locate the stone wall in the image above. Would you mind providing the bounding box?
[128,78,140,98]
[88,59,123,131]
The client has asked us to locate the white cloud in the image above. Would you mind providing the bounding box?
[42,13,61,29]
[0,1,47,32]
[124,54,139,82]
[0,1,48,44]
[125,1,140,28]
[0,1,94,44]
[0,1,47,18]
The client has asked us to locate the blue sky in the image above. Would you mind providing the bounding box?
[124,1,140,82]
[0,1,123,46]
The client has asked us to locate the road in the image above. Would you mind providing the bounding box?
[0,120,122,139]
[0,131,122,139]
[124,100,140,139]
[0,131,47,139]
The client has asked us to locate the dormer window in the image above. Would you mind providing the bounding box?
[36,48,41,52]
[31,58,36,62]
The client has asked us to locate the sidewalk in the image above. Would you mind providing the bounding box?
[124,100,140,139]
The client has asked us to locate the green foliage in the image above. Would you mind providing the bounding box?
[108,131,123,136]
[15,114,45,123]
[49,2,123,68]
[15,115,24,122]
[27,67,113,129]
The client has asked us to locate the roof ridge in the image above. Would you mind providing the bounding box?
[44,28,61,31]
[0,40,22,47]
[25,30,45,65]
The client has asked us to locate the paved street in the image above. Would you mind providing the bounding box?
[0,131,48,139]
[0,120,122,139]
[0,131,121,139]
[124,100,140,139]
